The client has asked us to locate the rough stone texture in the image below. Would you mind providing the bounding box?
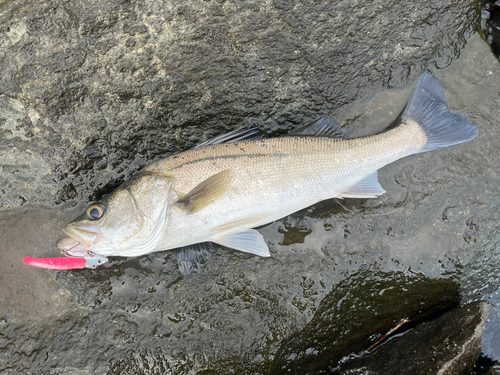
[3,2,500,375]
[336,301,491,375]
[270,273,461,374]
[482,0,500,57]
[0,0,478,210]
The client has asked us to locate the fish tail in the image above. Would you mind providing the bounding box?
[402,71,478,154]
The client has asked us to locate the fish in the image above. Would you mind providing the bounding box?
[56,71,478,275]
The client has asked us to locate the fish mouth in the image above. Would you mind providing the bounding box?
[58,225,100,256]
[56,236,88,257]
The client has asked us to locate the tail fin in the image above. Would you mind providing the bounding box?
[402,71,478,153]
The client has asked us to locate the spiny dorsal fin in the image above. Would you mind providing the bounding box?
[176,169,233,213]
[195,126,261,148]
[286,116,348,139]
[176,243,213,277]
[339,172,386,198]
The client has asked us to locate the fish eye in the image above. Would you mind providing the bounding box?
[86,203,105,220]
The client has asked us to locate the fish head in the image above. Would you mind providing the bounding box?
[57,172,173,256]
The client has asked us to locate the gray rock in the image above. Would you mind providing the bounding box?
[336,301,492,375]
[0,0,478,211]
[2,2,500,375]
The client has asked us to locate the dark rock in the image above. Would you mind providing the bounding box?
[474,354,500,375]
[2,2,500,375]
[336,301,491,375]
[482,0,500,57]
[270,272,461,374]
[0,0,478,211]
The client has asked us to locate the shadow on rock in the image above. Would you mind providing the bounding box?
[336,301,491,375]
[271,270,461,375]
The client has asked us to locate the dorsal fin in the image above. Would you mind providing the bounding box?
[286,116,348,139]
[195,126,261,148]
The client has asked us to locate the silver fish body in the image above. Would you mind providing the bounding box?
[57,71,478,273]
[144,121,424,252]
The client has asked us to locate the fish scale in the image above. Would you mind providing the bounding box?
[152,121,426,254]
[146,121,424,199]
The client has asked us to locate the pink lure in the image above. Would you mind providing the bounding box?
[24,256,87,269]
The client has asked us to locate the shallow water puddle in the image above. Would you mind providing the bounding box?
[0,205,81,321]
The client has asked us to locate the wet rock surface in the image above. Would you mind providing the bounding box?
[335,301,491,375]
[0,0,478,210]
[271,273,461,374]
[1,2,500,375]
[482,0,500,57]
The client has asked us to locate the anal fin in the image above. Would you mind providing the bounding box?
[340,172,386,198]
[213,229,270,257]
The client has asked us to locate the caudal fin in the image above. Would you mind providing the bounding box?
[402,71,478,154]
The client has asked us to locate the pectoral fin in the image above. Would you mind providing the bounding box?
[213,229,270,257]
[340,172,386,198]
[176,243,213,277]
[176,170,233,213]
